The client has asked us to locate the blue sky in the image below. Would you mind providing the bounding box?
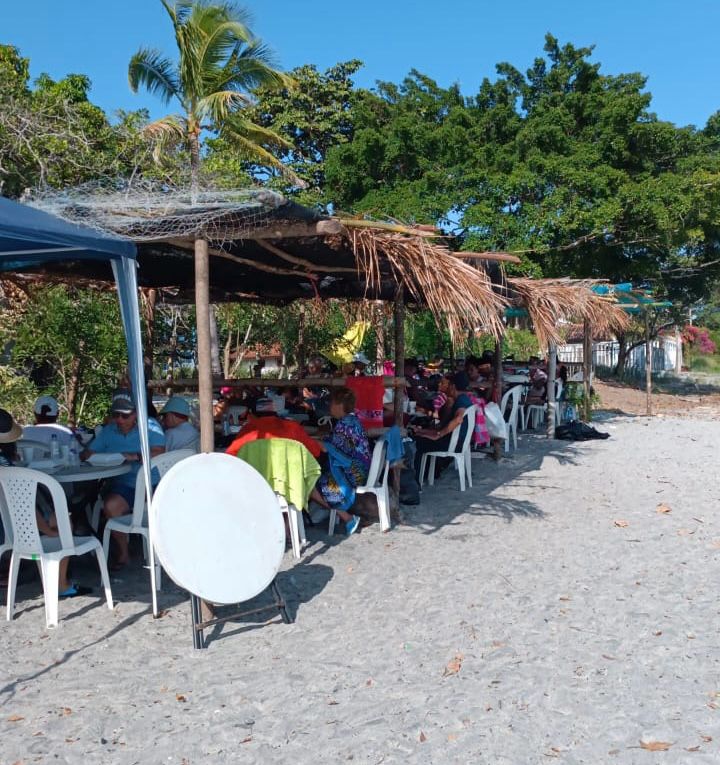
[2,0,718,128]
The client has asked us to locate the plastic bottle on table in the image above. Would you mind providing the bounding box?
[50,433,60,459]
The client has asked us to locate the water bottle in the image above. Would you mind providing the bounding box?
[50,433,60,459]
[222,413,230,436]
[69,444,79,466]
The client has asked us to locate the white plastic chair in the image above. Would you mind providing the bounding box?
[276,494,306,559]
[418,405,477,491]
[524,378,563,430]
[0,485,13,563]
[500,386,522,451]
[102,449,194,590]
[328,437,391,533]
[1,466,113,629]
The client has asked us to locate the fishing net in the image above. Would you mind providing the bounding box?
[26,179,287,244]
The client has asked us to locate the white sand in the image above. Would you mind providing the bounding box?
[1,414,719,764]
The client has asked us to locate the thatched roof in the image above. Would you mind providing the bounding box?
[17,186,510,341]
[501,277,631,348]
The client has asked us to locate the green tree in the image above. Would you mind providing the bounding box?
[1,285,129,425]
[129,0,295,447]
[242,60,363,206]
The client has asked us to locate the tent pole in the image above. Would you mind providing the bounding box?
[391,287,405,521]
[195,238,215,452]
[546,343,557,438]
[583,320,592,421]
[645,312,652,416]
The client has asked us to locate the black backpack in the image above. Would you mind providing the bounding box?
[555,420,610,441]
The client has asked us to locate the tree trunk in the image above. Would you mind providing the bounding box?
[66,338,84,426]
[645,312,652,416]
[546,343,557,437]
[189,131,214,451]
[614,333,628,376]
[375,300,385,372]
[209,304,222,376]
[583,320,592,421]
[297,303,306,371]
[141,287,157,382]
[391,287,405,523]
[195,237,214,452]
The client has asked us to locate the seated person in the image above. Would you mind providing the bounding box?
[525,367,548,405]
[22,395,76,452]
[413,371,473,479]
[309,387,371,536]
[81,389,165,569]
[226,412,322,459]
[0,409,90,597]
[351,352,370,377]
[159,396,199,452]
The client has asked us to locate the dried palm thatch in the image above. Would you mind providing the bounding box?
[506,278,631,349]
[350,228,507,343]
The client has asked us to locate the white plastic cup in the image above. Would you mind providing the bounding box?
[20,446,33,464]
[408,401,417,414]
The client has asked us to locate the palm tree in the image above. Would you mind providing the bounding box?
[129,0,294,450]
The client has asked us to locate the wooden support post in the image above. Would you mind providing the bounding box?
[391,287,405,521]
[195,238,215,453]
[546,343,557,438]
[493,337,503,460]
[583,319,592,422]
[645,312,652,416]
[674,325,683,374]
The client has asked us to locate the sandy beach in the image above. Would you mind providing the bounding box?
[1,412,719,764]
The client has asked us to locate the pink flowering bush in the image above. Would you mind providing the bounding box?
[683,325,717,355]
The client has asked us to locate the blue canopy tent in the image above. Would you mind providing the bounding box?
[0,196,161,615]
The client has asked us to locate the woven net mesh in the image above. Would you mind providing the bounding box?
[26,180,286,243]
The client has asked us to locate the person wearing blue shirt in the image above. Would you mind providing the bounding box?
[82,389,165,569]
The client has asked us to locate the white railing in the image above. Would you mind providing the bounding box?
[558,338,679,373]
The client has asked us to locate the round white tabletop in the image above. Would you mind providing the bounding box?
[151,452,285,604]
[47,462,131,484]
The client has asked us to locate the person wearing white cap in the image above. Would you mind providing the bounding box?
[22,395,75,452]
[159,396,199,452]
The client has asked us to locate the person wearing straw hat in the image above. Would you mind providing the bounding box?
[0,408,91,597]
[159,396,199,452]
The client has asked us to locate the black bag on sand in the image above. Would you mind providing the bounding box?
[555,420,610,441]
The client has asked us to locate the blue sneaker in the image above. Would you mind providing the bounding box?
[345,515,361,536]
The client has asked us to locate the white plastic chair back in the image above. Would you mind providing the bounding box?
[365,437,389,489]
[417,405,478,492]
[131,449,196,525]
[0,467,73,555]
[500,386,522,450]
[16,438,50,462]
[0,482,14,559]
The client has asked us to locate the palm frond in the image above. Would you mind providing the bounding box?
[128,48,180,104]
[142,115,187,164]
[222,115,293,150]
[197,90,251,124]
[221,128,302,186]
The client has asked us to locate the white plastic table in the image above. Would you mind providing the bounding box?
[37,462,131,484]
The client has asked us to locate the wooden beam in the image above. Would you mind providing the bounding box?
[546,343,557,438]
[391,286,405,526]
[453,252,522,264]
[148,376,408,390]
[254,239,357,274]
[251,219,344,239]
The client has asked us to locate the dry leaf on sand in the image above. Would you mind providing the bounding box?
[614,520,629,528]
[7,714,24,722]
[656,503,672,514]
[640,740,673,751]
[443,653,464,677]
[175,694,187,703]
[419,731,427,742]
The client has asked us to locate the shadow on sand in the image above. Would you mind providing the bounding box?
[401,430,590,534]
